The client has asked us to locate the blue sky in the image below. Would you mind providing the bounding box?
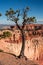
[0,0,43,24]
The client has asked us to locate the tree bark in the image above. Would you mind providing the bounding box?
[16,22,25,58]
[18,30,25,58]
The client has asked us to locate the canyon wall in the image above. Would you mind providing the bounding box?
[0,24,43,61]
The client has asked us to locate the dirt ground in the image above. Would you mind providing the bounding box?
[0,52,39,65]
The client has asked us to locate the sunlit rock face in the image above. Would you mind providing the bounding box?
[0,24,43,61]
[0,39,22,56]
[24,37,43,60]
[24,40,35,60]
[0,30,22,56]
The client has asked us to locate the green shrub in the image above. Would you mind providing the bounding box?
[0,35,5,39]
[3,31,12,38]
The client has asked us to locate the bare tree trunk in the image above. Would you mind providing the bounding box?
[18,30,25,58]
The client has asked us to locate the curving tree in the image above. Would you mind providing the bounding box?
[5,6,36,58]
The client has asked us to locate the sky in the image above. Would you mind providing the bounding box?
[0,0,43,24]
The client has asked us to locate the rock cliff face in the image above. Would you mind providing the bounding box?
[0,39,22,56]
[24,37,43,60]
[0,24,43,61]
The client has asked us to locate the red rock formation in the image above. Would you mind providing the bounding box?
[0,24,43,62]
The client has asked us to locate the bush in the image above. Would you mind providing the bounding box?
[3,31,12,38]
[0,35,5,39]
[1,35,6,38]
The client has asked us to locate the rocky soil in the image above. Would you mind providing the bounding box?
[0,52,39,65]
